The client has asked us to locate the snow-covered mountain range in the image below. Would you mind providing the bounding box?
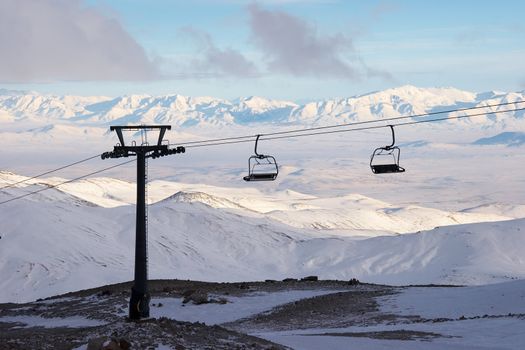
[1,85,524,129]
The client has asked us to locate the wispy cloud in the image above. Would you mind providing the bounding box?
[0,0,158,83]
[248,3,359,79]
[178,3,393,82]
[363,64,396,82]
[181,28,259,78]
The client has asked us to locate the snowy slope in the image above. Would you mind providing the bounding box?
[1,174,524,303]
[2,173,510,234]
[259,280,525,350]
[379,279,525,319]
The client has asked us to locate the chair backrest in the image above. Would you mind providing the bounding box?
[370,146,404,174]
[244,155,278,181]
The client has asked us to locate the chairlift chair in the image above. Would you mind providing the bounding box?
[370,125,405,174]
[243,135,279,181]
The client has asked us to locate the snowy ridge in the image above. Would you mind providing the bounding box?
[0,173,524,303]
[473,131,525,146]
[161,191,248,210]
[1,86,524,129]
[2,173,511,233]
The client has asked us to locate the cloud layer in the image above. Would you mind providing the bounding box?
[248,3,358,78]
[182,28,259,78]
[0,0,158,83]
[180,4,366,80]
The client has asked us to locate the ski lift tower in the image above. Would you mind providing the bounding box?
[102,125,185,320]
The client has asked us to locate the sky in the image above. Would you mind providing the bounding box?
[1,0,524,101]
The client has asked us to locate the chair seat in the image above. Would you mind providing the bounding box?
[243,173,277,181]
[371,164,405,174]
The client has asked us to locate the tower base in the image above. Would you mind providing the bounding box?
[129,287,150,320]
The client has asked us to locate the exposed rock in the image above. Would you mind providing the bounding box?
[183,290,209,305]
[348,278,360,285]
[181,289,196,298]
[97,290,112,297]
[238,283,250,290]
[87,337,130,350]
[282,278,298,282]
[209,297,229,305]
[301,276,318,282]
[118,338,131,350]
[102,339,121,350]
[87,337,106,350]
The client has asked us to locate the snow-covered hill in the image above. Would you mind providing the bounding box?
[1,173,524,303]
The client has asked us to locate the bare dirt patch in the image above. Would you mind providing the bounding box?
[223,287,423,333]
[308,329,446,341]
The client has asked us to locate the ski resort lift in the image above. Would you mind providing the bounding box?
[243,135,279,182]
[370,125,405,174]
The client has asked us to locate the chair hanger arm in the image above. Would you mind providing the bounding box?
[386,125,395,149]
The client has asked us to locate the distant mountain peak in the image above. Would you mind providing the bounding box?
[474,131,525,146]
[0,86,523,128]
[159,191,246,210]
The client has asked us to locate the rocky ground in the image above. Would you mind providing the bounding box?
[0,278,480,350]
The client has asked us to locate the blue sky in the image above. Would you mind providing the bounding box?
[1,0,524,100]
